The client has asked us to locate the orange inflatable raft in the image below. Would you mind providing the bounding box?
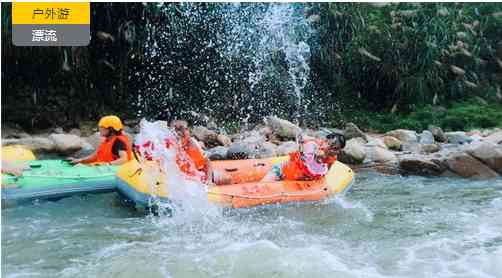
[116,156,354,209]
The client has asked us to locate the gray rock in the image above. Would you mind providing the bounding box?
[53,127,64,134]
[385,129,418,143]
[2,136,55,152]
[446,152,499,179]
[49,133,86,155]
[276,141,299,156]
[365,146,397,163]
[191,126,218,144]
[264,116,302,139]
[465,142,502,174]
[216,134,232,147]
[344,122,367,141]
[484,130,502,145]
[255,142,277,159]
[428,125,447,142]
[419,130,435,144]
[69,128,82,137]
[85,132,102,150]
[383,136,402,151]
[399,155,445,176]
[445,132,473,145]
[338,138,366,164]
[227,142,254,159]
[207,146,228,160]
[421,144,440,153]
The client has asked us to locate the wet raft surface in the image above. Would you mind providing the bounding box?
[2,160,118,206]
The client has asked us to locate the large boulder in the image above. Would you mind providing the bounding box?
[227,142,254,159]
[255,142,277,159]
[446,152,499,179]
[191,126,218,145]
[276,141,299,156]
[445,132,472,145]
[343,122,367,141]
[421,144,440,154]
[338,138,366,164]
[207,146,228,160]
[428,125,447,142]
[383,136,402,151]
[399,155,445,176]
[419,130,435,144]
[216,134,232,147]
[264,116,301,139]
[465,142,502,174]
[1,124,30,139]
[366,137,387,149]
[484,130,502,145]
[2,136,55,152]
[365,146,396,163]
[49,133,90,155]
[385,129,418,143]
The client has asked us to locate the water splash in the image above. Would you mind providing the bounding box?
[131,3,316,125]
[135,119,221,224]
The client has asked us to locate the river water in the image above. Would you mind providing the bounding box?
[2,173,502,278]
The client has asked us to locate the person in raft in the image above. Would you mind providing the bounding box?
[169,120,212,183]
[262,132,346,182]
[69,115,132,165]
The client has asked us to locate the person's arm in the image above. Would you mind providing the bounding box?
[69,152,97,165]
[108,150,128,165]
[2,161,27,176]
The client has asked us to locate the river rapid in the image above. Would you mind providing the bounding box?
[2,173,502,278]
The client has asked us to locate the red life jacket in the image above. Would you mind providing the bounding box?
[176,135,208,181]
[281,139,336,181]
[95,134,132,163]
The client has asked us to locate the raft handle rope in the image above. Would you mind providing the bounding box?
[207,186,331,200]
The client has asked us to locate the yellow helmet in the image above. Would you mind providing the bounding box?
[98,115,124,131]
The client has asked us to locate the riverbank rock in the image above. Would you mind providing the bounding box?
[255,142,277,159]
[344,122,367,141]
[1,125,30,139]
[216,134,232,147]
[264,116,301,139]
[207,146,228,160]
[276,141,298,156]
[465,142,502,174]
[445,132,472,145]
[484,130,502,145]
[191,126,218,146]
[79,121,98,137]
[365,146,396,163]
[383,136,402,150]
[2,137,55,152]
[428,125,447,142]
[227,142,254,159]
[366,137,387,149]
[49,133,91,155]
[399,155,444,176]
[421,144,440,153]
[446,152,499,179]
[338,138,366,164]
[385,129,418,143]
[419,130,435,144]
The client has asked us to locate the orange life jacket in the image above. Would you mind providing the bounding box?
[281,139,336,181]
[176,136,207,180]
[95,134,132,163]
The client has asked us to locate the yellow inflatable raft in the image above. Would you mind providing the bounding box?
[116,156,354,209]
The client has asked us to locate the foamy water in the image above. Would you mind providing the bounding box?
[3,172,502,277]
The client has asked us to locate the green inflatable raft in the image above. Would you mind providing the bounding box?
[2,160,118,207]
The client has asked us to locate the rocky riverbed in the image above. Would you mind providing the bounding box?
[2,116,502,180]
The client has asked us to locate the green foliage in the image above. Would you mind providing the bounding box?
[341,98,502,132]
[315,3,502,113]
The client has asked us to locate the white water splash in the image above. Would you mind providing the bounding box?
[135,119,221,224]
